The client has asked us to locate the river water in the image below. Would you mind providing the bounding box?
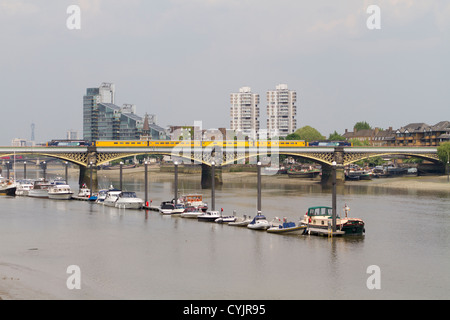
[1,169,450,300]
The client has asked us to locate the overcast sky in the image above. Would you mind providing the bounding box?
[1,0,449,145]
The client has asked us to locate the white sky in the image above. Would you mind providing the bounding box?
[0,0,449,144]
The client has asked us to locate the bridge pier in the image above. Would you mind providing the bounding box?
[201,163,223,189]
[78,165,98,192]
[321,164,345,186]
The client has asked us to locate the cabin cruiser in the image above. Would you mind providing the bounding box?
[180,206,204,218]
[47,179,73,200]
[0,175,17,196]
[15,179,34,196]
[103,189,122,207]
[115,191,144,209]
[247,212,271,230]
[170,203,186,216]
[197,210,221,222]
[28,179,52,198]
[159,201,175,215]
[96,186,120,203]
[300,205,365,235]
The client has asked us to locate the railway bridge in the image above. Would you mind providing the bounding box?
[0,145,441,189]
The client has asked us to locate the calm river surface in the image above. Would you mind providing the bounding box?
[1,170,450,300]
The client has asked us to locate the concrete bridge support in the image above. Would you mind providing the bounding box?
[201,163,223,189]
[321,165,345,186]
[78,165,98,192]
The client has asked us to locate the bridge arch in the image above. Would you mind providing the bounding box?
[344,152,441,166]
[0,152,88,167]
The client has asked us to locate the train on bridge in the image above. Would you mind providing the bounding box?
[46,139,352,148]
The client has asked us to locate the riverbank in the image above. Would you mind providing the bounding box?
[47,165,450,193]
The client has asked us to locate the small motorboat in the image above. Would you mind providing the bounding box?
[103,189,122,207]
[96,186,120,203]
[77,184,97,200]
[247,212,271,230]
[197,210,221,222]
[159,201,175,215]
[228,215,252,227]
[15,179,34,196]
[180,206,203,219]
[267,217,306,235]
[169,203,186,216]
[115,191,144,209]
[214,209,237,224]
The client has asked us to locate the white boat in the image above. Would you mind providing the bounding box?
[228,215,252,227]
[115,191,144,209]
[96,186,120,203]
[28,179,51,198]
[170,203,186,216]
[159,201,175,215]
[15,179,34,196]
[267,217,306,235]
[48,180,73,200]
[180,206,204,218]
[103,189,122,207]
[0,176,17,196]
[215,211,237,224]
[77,184,91,198]
[247,213,271,230]
[197,210,221,222]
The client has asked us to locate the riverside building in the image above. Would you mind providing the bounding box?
[230,87,260,140]
[266,84,297,138]
[83,82,166,142]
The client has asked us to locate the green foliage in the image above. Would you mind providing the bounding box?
[354,121,371,131]
[349,138,370,146]
[437,141,450,163]
[293,126,325,142]
[285,133,301,140]
[328,131,345,141]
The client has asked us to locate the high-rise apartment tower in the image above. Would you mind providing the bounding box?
[266,84,297,138]
[230,87,260,139]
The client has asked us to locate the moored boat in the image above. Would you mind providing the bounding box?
[267,217,306,235]
[48,180,73,200]
[228,215,252,227]
[28,179,51,198]
[15,179,34,196]
[115,191,144,209]
[103,189,122,207]
[197,210,221,222]
[247,212,271,230]
[180,206,203,218]
[0,176,17,196]
[300,205,365,235]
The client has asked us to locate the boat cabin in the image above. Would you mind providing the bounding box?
[120,192,138,198]
[306,206,339,218]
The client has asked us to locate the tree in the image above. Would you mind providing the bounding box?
[293,126,325,142]
[354,121,371,131]
[285,133,301,140]
[328,131,345,141]
[437,141,450,164]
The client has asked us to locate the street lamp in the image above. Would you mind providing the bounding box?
[211,161,215,211]
[331,161,337,233]
[174,161,178,205]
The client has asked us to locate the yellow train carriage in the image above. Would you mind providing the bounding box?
[95,140,307,148]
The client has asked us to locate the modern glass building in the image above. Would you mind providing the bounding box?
[83,83,166,142]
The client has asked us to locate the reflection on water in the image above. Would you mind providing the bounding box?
[0,171,449,299]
